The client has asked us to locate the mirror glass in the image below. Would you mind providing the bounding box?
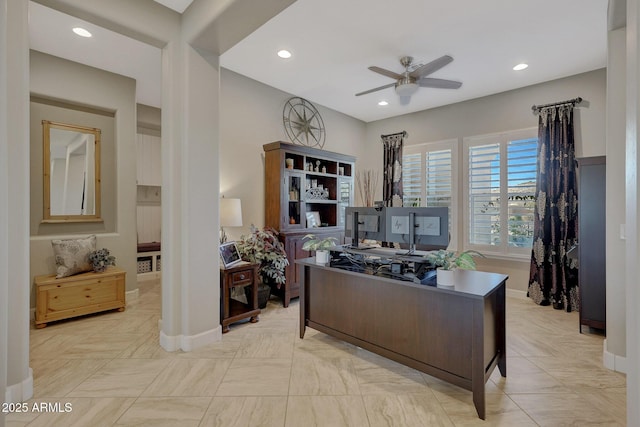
[43,120,102,222]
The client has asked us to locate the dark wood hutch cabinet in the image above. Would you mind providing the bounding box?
[263,141,355,306]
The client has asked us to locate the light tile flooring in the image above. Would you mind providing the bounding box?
[7,280,626,426]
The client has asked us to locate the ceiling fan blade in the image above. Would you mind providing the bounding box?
[419,78,462,89]
[355,83,396,96]
[410,55,453,78]
[399,95,411,105]
[368,66,403,80]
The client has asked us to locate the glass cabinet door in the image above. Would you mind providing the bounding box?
[338,177,353,227]
[285,171,304,228]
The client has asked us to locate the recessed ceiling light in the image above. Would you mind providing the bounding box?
[277,50,292,59]
[72,27,92,38]
[378,100,389,106]
[513,63,528,71]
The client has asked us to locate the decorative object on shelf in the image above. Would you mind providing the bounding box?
[339,166,344,175]
[236,225,289,288]
[283,97,326,149]
[302,234,338,264]
[315,160,320,172]
[321,165,327,173]
[426,249,484,287]
[305,187,329,200]
[356,169,379,207]
[285,158,294,169]
[88,248,116,273]
[219,197,243,244]
[305,211,321,228]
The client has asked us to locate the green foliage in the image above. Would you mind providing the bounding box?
[301,234,338,251]
[426,249,484,271]
[236,225,289,286]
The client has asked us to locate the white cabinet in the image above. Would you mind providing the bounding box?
[136,133,161,186]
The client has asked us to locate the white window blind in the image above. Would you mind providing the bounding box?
[402,153,422,207]
[468,144,501,246]
[464,128,538,257]
[402,140,457,249]
[507,138,537,248]
[425,149,453,208]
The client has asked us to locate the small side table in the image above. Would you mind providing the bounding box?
[220,262,261,333]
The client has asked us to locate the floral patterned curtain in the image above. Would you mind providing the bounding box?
[382,132,406,207]
[528,104,579,311]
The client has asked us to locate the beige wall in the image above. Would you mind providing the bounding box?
[219,68,368,241]
[29,50,138,297]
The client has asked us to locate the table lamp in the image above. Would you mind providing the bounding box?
[220,197,243,243]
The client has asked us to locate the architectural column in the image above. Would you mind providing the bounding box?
[605,25,627,372]
[3,0,32,404]
[159,35,221,351]
[627,0,640,425]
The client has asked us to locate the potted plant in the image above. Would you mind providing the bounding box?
[236,225,289,308]
[426,249,484,287]
[302,234,338,264]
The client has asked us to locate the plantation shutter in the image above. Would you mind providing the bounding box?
[506,138,538,247]
[468,143,500,246]
[425,149,452,208]
[402,152,422,207]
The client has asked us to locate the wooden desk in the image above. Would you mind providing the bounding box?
[298,259,507,420]
[35,267,126,328]
[220,262,261,333]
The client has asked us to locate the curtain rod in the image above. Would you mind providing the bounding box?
[381,131,407,139]
[531,97,583,113]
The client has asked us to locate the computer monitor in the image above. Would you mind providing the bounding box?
[384,207,449,252]
[344,207,386,246]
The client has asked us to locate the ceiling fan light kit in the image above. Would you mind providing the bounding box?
[356,54,462,104]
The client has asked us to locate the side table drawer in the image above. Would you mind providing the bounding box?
[230,270,253,286]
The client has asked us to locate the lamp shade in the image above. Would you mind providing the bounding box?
[220,198,243,227]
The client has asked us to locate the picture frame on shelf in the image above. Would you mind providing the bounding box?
[220,241,243,268]
[306,211,321,228]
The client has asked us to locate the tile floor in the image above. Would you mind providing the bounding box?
[6,279,626,426]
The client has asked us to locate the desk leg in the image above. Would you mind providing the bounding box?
[497,283,507,377]
[472,302,486,420]
[299,265,306,339]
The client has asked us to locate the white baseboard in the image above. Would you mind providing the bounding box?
[507,288,528,299]
[5,368,33,403]
[603,339,627,373]
[159,325,222,352]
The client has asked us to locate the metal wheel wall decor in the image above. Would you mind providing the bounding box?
[283,97,326,149]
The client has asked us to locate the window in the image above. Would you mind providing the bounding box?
[464,128,538,257]
[402,139,457,249]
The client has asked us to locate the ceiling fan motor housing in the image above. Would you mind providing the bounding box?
[395,76,419,96]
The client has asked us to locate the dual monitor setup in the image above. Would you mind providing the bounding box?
[344,206,449,253]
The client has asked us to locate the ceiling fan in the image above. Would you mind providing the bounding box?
[355,55,462,105]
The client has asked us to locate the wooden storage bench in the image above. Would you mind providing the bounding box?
[35,267,126,328]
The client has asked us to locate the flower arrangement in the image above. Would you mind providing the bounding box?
[236,225,289,287]
[426,249,484,271]
[88,248,116,273]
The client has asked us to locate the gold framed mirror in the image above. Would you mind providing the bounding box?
[42,120,102,222]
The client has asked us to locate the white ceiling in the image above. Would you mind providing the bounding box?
[29,0,608,123]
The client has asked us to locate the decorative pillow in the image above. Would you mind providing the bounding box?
[51,235,97,278]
